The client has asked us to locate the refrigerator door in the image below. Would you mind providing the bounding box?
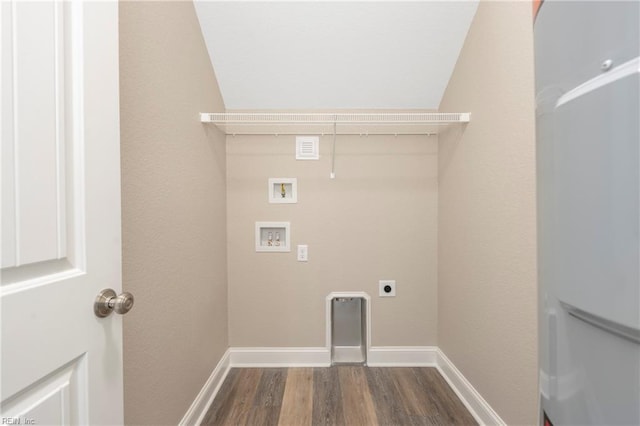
[535,1,640,425]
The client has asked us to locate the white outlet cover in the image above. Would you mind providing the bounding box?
[297,244,308,262]
[379,280,396,297]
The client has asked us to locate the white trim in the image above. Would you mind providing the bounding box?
[11,0,20,267]
[229,347,330,367]
[0,267,84,297]
[54,0,65,260]
[436,349,506,426]
[190,346,505,426]
[70,0,86,272]
[178,349,231,426]
[367,346,438,367]
[227,346,440,368]
[325,291,371,363]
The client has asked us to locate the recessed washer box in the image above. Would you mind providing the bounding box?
[268,178,297,204]
[255,222,290,252]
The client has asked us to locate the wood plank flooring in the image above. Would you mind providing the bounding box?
[201,367,477,426]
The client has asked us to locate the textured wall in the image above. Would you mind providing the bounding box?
[227,133,438,347]
[119,2,228,424]
[438,1,538,424]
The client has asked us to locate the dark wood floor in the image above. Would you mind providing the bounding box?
[201,367,477,426]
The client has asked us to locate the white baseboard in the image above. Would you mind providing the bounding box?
[227,346,439,368]
[367,346,438,367]
[178,349,231,426]
[229,347,331,367]
[436,349,506,426]
[185,346,504,426]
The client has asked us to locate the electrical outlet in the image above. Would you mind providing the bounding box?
[297,244,308,262]
[379,280,396,297]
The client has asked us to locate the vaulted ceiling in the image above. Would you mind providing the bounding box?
[194,1,478,110]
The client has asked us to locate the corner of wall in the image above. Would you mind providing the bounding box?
[436,1,538,424]
[120,1,229,424]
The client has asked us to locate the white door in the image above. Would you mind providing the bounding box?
[1,1,124,425]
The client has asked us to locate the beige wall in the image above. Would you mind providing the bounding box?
[227,133,438,347]
[118,0,537,422]
[119,2,228,424]
[438,1,538,424]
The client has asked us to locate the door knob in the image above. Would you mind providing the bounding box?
[94,289,134,318]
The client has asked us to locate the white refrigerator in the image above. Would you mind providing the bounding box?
[534,1,640,424]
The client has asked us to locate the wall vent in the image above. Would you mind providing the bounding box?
[296,136,319,160]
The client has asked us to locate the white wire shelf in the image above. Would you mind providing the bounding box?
[200,112,470,135]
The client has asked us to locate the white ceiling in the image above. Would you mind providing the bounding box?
[194,1,478,110]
